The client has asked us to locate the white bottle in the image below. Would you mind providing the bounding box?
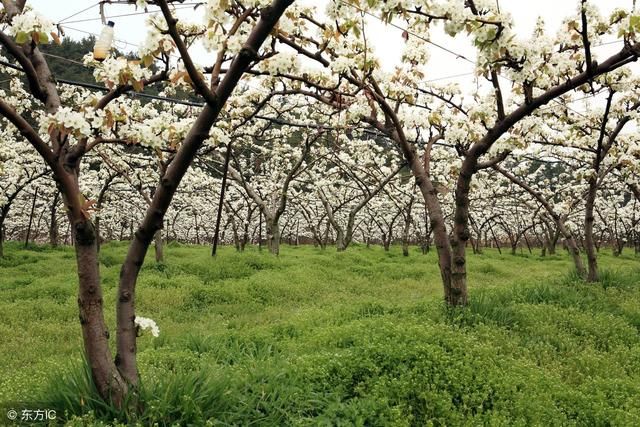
[93,21,115,61]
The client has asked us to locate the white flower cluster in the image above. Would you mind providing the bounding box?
[83,54,152,90]
[135,316,160,337]
[43,107,104,139]
[139,15,174,64]
[204,0,229,24]
[259,53,300,76]
[9,9,55,44]
[206,126,231,147]
[330,56,355,74]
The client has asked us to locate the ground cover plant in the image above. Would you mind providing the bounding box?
[1,241,639,426]
[2,0,640,423]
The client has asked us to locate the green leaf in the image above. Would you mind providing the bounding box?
[352,25,361,38]
[15,31,29,44]
[38,31,49,44]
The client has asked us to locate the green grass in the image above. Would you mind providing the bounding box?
[1,241,639,426]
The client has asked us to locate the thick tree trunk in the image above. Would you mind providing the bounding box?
[232,217,241,251]
[154,229,164,262]
[449,191,470,306]
[266,219,280,255]
[336,228,346,251]
[383,233,390,251]
[74,219,128,406]
[584,179,599,282]
[343,214,356,250]
[560,224,586,278]
[414,174,453,302]
[548,227,560,255]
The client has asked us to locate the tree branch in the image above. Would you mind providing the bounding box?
[157,0,218,107]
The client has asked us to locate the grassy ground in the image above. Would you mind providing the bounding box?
[0,241,639,426]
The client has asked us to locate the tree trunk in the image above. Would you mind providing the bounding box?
[113,0,297,382]
[24,187,39,248]
[95,216,102,253]
[548,227,560,255]
[383,232,390,251]
[154,229,164,262]
[335,227,346,251]
[412,175,453,301]
[401,198,413,257]
[258,210,263,250]
[584,179,599,282]
[74,219,128,406]
[49,191,60,247]
[266,218,280,255]
[0,222,4,258]
[232,219,241,251]
[449,161,474,307]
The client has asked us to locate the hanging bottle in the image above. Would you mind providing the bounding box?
[93,21,115,61]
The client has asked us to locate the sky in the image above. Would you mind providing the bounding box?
[26,0,638,104]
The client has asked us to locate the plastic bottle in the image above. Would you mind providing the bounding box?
[93,21,115,61]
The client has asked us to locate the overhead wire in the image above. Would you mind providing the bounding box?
[59,5,199,25]
[0,59,204,107]
[333,0,622,118]
[61,25,140,50]
[41,52,87,67]
[2,2,626,128]
[56,2,102,25]
[50,3,493,94]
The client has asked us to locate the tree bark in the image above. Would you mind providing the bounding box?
[584,179,599,282]
[74,219,128,406]
[318,190,346,251]
[154,229,164,263]
[24,187,38,248]
[449,165,472,307]
[114,0,294,387]
[0,218,5,258]
[265,218,280,255]
[49,190,60,247]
